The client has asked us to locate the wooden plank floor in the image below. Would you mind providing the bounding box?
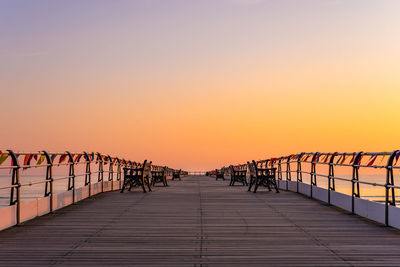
[1,176,400,266]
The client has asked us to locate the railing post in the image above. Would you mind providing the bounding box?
[277,158,282,180]
[84,152,91,197]
[310,152,319,199]
[108,155,113,191]
[385,150,398,226]
[7,150,21,225]
[42,151,53,213]
[66,151,75,204]
[116,158,121,189]
[328,153,337,205]
[97,153,104,193]
[297,153,304,193]
[352,152,363,214]
[286,156,291,191]
[277,158,282,189]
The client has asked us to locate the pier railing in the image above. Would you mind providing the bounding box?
[0,150,184,230]
[215,151,400,228]
[188,171,206,176]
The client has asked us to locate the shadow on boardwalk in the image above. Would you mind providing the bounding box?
[0,176,400,266]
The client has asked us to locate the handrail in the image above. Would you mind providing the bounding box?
[211,150,400,226]
[0,149,187,225]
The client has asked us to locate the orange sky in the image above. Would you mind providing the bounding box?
[1,1,400,171]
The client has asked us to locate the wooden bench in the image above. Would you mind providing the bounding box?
[248,160,279,193]
[151,166,168,187]
[229,165,248,186]
[120,160,152,193]
[215,169,225,180]
[172,169,181,181]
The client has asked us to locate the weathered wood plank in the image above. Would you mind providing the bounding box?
[0,176,399,266]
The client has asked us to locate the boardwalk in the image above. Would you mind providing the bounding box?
[0,176,400,266]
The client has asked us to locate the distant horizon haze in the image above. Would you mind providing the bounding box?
[1,0,400,171]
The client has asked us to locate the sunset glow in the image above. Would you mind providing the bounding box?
[1,0,400,171]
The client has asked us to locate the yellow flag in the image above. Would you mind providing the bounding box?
[0,153,9,165]
[380,152,388,164]
[37,154,46,165]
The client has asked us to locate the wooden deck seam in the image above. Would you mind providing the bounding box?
[0,176,400,266]
[49,193,149,266]
[253,193,354,267]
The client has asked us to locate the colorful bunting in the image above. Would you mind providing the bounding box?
[37,154,46,165]
[349,152,356,164]
[336,154,341,164]
[380,152,388,164]
[340,153,347,164]
[59,154,68,164]
[23,154,34,169]
[335,155,342,164]
[312,154,321,163]
[356,155,363,165]
[75,154,83,163]
[367,154,378,167]
[323,153,331,163]
[0,153,9,166]
[50,154,57,163]
[395,151,400,165]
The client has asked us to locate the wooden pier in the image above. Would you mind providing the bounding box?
[0,176,400,266]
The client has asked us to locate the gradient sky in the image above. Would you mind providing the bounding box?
[1,0,400,171]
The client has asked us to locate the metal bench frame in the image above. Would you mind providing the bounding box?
[151,166,168,187]
[172,169,181,181]
[120,160,152,193]
[229,165,248,186]
[215,169,225,180]
[250,160,279,193]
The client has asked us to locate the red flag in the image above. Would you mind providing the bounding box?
[349,153,356,164]
[59,154,68,164]
[367,154,378,167]
[23,154,34,166]
[395,152,400,165]
[323,153,331,163]
[75,154,83,163]
[340,153,347,164]
[313,154,321,163]
[356,155,363,165]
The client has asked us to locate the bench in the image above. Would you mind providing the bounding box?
[215,169,225,180]
[248,160,279,193]
[172,169,181,181]
[120,160,152,193]
[229,165,248,186]
[151,166,168,187]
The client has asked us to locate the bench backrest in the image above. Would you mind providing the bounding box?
[252,160,276,178]
[173,169,181,177]
[124,159,148,179]
[151,166,166,178]
[230,165,246,177]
